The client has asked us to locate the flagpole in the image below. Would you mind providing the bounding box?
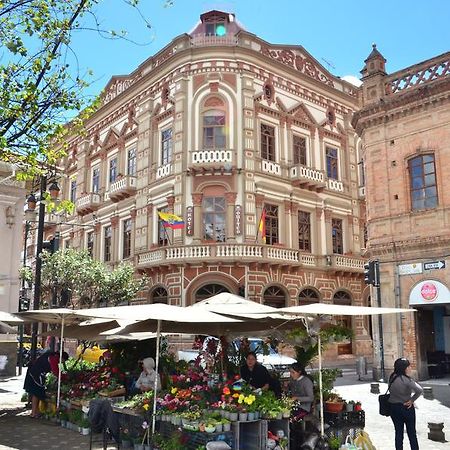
[163,224,172,246]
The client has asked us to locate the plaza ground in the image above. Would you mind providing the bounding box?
[1,368,449,449]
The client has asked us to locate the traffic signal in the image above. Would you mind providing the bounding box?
[19,296,30,311]
[364,260,380,286]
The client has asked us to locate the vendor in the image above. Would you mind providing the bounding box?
[240,351,271,390]
[135,357,161,392]
[288,363,314,420]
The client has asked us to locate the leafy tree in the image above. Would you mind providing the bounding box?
[0,0,171,176]
[41,249,147,308]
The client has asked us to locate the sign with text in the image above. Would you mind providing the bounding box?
[424,260,446,271]
[409,280,450,305]
[399,263,423,275]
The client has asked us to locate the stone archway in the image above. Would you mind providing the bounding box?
[263,285,287,308]
[150,286,168,304]
[194,283,230,303]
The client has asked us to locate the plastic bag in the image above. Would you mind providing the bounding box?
[354,431,376,450]
[339,434,360,450]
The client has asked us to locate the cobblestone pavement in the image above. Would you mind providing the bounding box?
[1,371,449,449]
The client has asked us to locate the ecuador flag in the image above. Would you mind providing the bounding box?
[158,212,185,230]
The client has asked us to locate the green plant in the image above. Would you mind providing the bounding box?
[80,417,90,428]
[328,436,341,450]
[311,368,341,401]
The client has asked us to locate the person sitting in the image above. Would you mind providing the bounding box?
[24,350,69,418]
[240,351,271,390]
[288,363,315,421]
[135,357,161,392]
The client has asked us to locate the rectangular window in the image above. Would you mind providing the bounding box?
[261,124,275,161]
[202,197,226,242]
[293,135,307,165]
[109,158,117,184]
[104,225,112,262]
[205,22,226,36]
[298,211,311,252]
[326,146,339,180]
[358,159,365,186]
[203,111,226,148]
[87,231,94,257]
[265,204,279,245]
[92,167,100,193]
[161,129,173,165]
[409,154,438,210]
[332,218,343,254]
[127,148,136,176]
[122,219,132,258]
[157,207,169,246]
[70,180,77,203]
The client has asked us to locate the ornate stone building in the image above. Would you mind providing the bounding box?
[353,47,450,378]
[55,11,369,358]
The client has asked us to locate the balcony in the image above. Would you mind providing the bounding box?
[358,186,366,198]
[76,193,101,215]
[191,33,238,47]
[137,243,365,273]
[326,179,344,193]
[156,163,172,180]
[106,175,137,202]
[261,160,281,176]
[191,149,233,165]
[290,165,326,191]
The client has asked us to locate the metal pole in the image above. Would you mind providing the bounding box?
[318,332,324,437]
[151,319,161,436]
[377,282,385,381]
[57,315,64,409]
[18,221,30,375]
[30,175,47,362]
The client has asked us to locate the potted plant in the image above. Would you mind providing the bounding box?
[346,400,355,412]
[328,436,341,450]
[121,428,133,449]
[324,393,345,413]
[80,417,90,436]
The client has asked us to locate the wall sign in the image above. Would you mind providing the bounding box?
[186,206,194,236]
[409,280,450,305]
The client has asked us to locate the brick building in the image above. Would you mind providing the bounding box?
[53,11,369,359]
[353,47,450,378]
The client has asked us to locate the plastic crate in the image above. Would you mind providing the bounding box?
[324,410,365,427]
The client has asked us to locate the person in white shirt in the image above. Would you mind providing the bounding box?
[135,357,161,392]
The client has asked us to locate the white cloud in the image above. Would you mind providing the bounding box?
[342,75,362,87]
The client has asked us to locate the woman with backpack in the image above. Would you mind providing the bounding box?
[388,358,423,450]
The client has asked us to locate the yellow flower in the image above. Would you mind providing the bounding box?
[143,404,150,411]
[232,393,239,398]
[171,387,178,395]
[238,394,245,404]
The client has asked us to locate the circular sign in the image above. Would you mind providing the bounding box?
[420,282,438,302]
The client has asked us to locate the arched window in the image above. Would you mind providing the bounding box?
[202,101,226,148]
[151,287,168,304]
[195,284,230,303]
[298,288,320,305]
[333,290,352,305]
[263,286,286,308]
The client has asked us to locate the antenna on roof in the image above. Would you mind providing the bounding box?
[321,57,336,71]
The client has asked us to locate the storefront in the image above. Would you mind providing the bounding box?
[409,280,450,378]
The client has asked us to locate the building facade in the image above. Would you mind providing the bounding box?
[0,162,25,376]
[353,47,450,378]
[55,11,370,358]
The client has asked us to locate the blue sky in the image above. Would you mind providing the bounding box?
[70,0,450,100]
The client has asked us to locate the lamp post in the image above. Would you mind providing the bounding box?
[29,177,60,362]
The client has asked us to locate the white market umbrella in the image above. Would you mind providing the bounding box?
[17,308,98,409]
[0,310,24,324]
[272,302,416,437]
[76,303,244,434]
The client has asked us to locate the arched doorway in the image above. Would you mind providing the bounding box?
[195,283,230,303]
[298,288,320,305]
[150,287,168,304]
[263,286,286,308]
[333,290,353,355]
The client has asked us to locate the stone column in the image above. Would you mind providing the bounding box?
[291,203,299,249]
[147,204,154,248]
[324,208,333,255]
[225,192,237,242]
[130,208,137,257]
[191,193,203,242]
[314,207,323,255]
[283,199,292,247]
[94,222,102,259]
[110,215,120,262]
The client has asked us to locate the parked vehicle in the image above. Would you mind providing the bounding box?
[76,344,108,364]
[177,337,295,376]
